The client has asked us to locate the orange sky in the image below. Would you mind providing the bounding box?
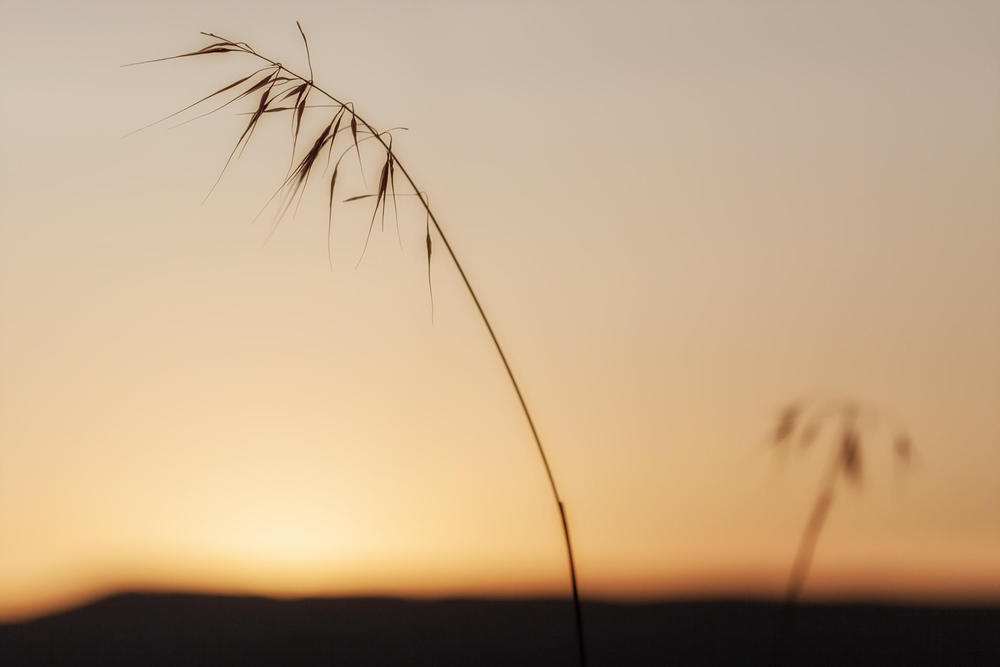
[1,1,999,622]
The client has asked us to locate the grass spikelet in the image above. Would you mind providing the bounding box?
[349,106,363,176]
[772,402,801,446]
[327,163,340,268]
[121,41,241,67]
[356,151,391,266]
[425,198,434,323]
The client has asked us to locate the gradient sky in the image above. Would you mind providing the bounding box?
[1,0,998,621]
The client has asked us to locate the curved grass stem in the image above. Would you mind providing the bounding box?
[139,30,588,667]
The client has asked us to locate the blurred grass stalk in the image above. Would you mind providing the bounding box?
[769,398,912,666]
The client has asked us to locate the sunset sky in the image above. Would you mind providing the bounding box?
[1,0,998,622]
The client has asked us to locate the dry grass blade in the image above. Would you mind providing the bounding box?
[327,163,340,269]
[240,76,281,156]
[123,67,273,137]
[294,88,309,155]
[256,128,389,234]
[171,70,290,131]
[426,208,434,323]
[378,156,389,232]
[271,82,310,167]
[296,21,314,81]
[122,42,241,67]
[268,120,337,239]
[204,70,281,200]
[349,107,364,179]
[356,154,391,266]
[324,107,346,170]
[387,141,401,248]
[240,104,342,115]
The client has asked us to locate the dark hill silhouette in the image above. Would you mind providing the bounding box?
[1,593,997,666]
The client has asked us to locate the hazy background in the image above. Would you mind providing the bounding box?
[1,0,998,621]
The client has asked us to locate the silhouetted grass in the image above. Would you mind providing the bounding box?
[768,397,913,666]
[126,23,587,667]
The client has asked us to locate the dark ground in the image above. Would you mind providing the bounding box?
[1,593,997,666]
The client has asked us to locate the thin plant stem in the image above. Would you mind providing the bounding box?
[767,398,913,666]
[771,457,838,667]
[771,406,859,667]
[139,32,588,667]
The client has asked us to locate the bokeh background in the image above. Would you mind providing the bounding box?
[1,0,998,622]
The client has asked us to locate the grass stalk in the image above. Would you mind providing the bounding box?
[127,24,587,667]
[768,399,913,666]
